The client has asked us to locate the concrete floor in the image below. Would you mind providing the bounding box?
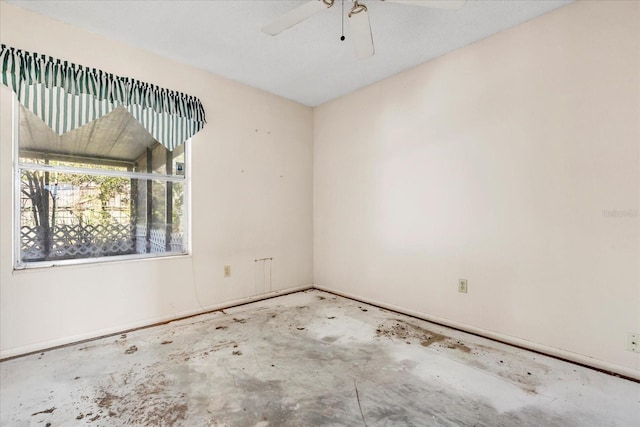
[1,290,638,426]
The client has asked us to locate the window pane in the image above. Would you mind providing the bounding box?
[17,102,189,267]
[19,170,186,264]
[19,169,133,262]
[133,180,186,255]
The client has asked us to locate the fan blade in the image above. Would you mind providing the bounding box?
[349,7,374,59]
[262,0,332,36]
[383,0,466,9]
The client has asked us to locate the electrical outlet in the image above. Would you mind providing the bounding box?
[627,332,639,352]
[458,279,468,294]
[224,265,231,278]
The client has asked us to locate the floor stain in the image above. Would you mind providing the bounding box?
[96,391,121,409]
[31,407,55,416]
[124,345,138,355]
[447,341,471,353]
[377,319,447,346]
[465,344,552,395]
[98,368,189,425]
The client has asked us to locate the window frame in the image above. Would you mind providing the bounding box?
[13,97,192,270]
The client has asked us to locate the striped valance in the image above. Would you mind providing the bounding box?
[1,44,206,151]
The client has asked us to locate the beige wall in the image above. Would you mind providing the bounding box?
[314,0,639,377]
[0,3,313,358]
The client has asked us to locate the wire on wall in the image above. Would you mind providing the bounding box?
[341,0,346,41]
[190,255,206,311]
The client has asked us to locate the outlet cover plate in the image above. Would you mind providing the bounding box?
[458,279,468,294]
[224,265,231,278]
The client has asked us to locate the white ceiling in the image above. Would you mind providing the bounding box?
[8,0,573,106]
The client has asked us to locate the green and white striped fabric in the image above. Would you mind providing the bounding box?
[0,44,206,151]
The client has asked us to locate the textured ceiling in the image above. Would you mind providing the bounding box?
[8,0,573,106]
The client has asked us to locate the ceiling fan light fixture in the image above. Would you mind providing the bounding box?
[262,0,466,58]
[349,0,368,17]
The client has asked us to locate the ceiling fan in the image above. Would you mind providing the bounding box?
[262,0,467,60]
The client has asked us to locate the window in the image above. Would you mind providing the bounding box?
[2,44,205,268]
[15,103,189,268]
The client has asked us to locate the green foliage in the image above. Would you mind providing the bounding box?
[21,162,131,228]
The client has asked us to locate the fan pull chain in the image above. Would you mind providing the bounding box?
[340,0,345,41]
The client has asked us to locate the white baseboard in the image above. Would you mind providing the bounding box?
[0,284,313,360]
[313,284,640,382]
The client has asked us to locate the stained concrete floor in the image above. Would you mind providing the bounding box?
[1,290,638,426]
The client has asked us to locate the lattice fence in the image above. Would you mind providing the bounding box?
[136,226,184,254]
[150,229,166,253]
[170,233,184,253]
[21,223,135,261]
[149,229,184,253]
[21,226,46,260]
[22,224,185,261]
[136,225,147,254]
